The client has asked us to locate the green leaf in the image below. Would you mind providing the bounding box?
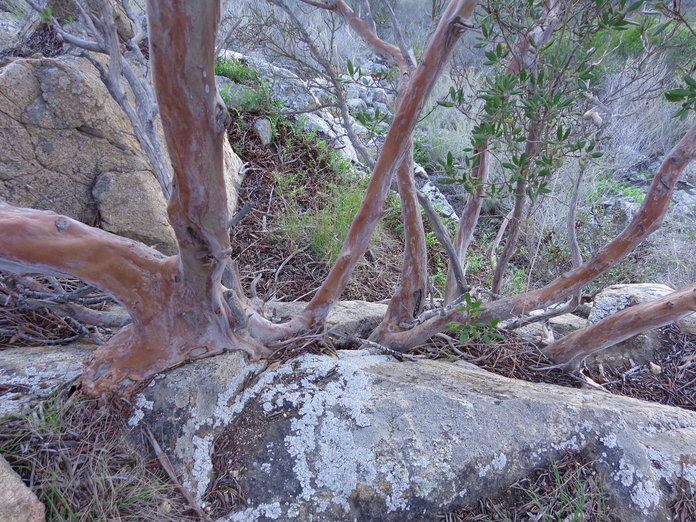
[626,1,643,12]
[437,101,455,107]
[347,60,354,76]
[684,76,696,89]
[651,21,672,37]
[665,89,691,102]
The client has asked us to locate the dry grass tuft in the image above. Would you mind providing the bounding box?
[0,384,195,521]
[446,450,613,521]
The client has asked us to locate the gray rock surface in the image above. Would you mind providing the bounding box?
[0,454,45,522]
[92,169,177,254]
[0,345,93,417]
[253,117,273,146]
[130,350,696,522]
[266,300,387,346]
[510,313,587,344]
[0,2,23,48]
[590,283,696,335]
[221,51,320,113]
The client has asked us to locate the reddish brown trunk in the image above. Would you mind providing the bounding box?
[296,0,477,327]
[372,146,428,338]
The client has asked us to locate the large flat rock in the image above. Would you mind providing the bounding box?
[130,349,696,521]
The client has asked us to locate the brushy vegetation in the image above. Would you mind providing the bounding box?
[215,56,260,85]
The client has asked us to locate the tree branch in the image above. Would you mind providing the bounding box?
[372,148,429,336]
[0,204,167,317]
[544,283,696,366]
[378,122,696,350]
[444,145,489,303]
[417,191,467,294]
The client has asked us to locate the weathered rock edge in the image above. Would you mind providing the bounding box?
[130,350,696,522]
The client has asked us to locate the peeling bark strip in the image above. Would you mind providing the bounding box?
[544,283,696,366]
[378,123,696,351]
[298,0,477,326]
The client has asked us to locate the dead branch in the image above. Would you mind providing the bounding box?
[26,0,174,197]
[145,427,211,521]
[417,190,467,293]
[444,145,489,303]
[18,298,130,328]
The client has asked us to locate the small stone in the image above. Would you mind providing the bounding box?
[0,455,45,522]
[649,362,662,375]
[253,117,273,146]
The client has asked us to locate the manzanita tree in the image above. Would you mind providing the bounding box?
[0,0,694,397]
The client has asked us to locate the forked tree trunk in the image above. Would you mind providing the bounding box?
[292,0,478,328]
[0,0,479,396]
[0,1,265,397]
[85,0,262,395]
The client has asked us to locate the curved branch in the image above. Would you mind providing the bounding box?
[372,148,428,337]
[331,0,408,72]
[296,0,478,327]
[0,204,167,316]
[544,283,696,366]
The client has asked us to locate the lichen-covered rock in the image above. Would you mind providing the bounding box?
[0,345,93,417]
[130,350,696,521]
[589,283,678,323]
[0,454,45,522]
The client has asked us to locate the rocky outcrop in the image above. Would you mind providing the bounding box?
[591,283,696,342]
[129,349,696,522]
[0,455,45,522]
[0,54,243,254]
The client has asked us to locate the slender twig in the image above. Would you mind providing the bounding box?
[417,191,468,293]
[145,427,211,521]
